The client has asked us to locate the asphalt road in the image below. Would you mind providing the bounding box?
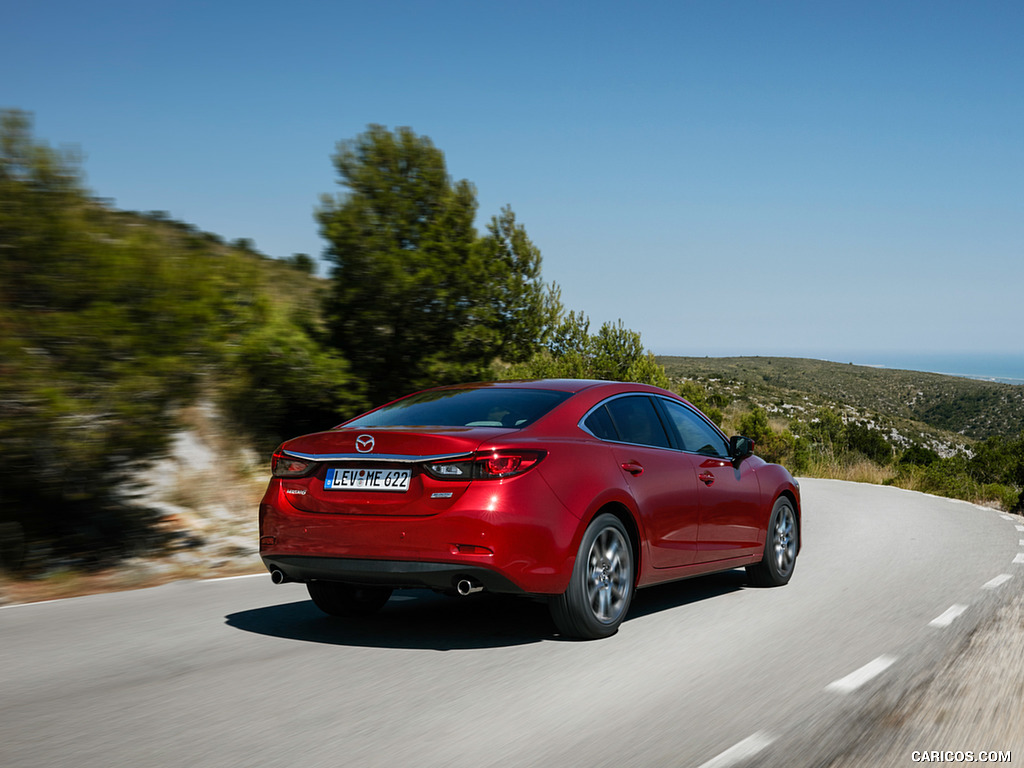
[3,479,1023,768]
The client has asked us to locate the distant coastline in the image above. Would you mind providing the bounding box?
[846,354,1024,387]
[890,371,1024,387]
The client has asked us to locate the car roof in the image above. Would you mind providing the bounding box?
[422,379,665,395]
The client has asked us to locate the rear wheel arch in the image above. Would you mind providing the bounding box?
[550,510,637,638]
[587,501,642,586]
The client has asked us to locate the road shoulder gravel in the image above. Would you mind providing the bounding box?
[825,590,1024,766]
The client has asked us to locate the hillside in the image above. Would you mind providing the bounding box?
[659,355,1024,442]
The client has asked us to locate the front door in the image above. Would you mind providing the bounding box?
[657,398,763,563]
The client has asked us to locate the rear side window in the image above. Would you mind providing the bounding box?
[602,396,671,449]
[583,405,618,440]
[343,387,572,429]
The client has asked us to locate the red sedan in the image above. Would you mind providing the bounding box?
[259,379,800,639]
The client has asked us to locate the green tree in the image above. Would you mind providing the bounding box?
[288,252,316,274]
[318,125,557,404]
[845,422,893,463]
[899,444,940,466]
[967,432,1024,512]
[503,311,670,387]
[736,408,797,465]
[219,308,366,450]
[736,408,773,445]
[676,380,724,425]
[807,407,845,455]
[473,206,562,365]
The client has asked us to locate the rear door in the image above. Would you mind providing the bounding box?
[586,395,699,568]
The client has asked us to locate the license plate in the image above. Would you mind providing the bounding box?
[325,467,411,493]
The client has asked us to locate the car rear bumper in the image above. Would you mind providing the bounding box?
[258,476,581,595]
[261,554,527,594]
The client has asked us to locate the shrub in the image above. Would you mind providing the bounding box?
[736,408,798,467]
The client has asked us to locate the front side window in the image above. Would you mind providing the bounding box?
[661,399,729,457]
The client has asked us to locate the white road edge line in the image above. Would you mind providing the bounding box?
[929,604,968,627]
[0,572,267,609]
[1002,514,1017,521]
[1016,525,1024,533]
[0,597,74,610]
[826,656,897,694]
[983,574,1013,589]
[199,573,266,583]
[696,732,775,768]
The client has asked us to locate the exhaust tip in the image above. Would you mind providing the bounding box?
[270,569,288,585]
[456,578,484,596]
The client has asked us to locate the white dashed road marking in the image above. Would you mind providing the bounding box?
[929,604,968,627]
[826,656,897,694]
[983,574,1013,589]
[1014,554,1024,565]
[696,732,775,768]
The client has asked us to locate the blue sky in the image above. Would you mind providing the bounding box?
[4,1,1022,364]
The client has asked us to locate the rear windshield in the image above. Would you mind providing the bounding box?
[342,388,572,429]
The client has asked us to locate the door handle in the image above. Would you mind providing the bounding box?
[621,462,644,476]
[699,471,715,486]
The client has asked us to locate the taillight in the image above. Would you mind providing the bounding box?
[483,454,522,476]
[425,450,545,480]
[271,450,316,478]
[479,451,537,478]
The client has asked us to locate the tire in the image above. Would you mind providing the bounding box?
[550,513,634,639]
[747,497,798,587]
[306,581,393,617]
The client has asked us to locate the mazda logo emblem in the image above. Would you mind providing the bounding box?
[355,435,375,453]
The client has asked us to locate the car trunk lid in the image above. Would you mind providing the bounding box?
[279,427,506,516]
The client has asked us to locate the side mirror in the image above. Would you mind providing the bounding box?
[729,435,754,463]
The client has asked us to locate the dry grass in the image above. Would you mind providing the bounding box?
[805,455,898,485]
